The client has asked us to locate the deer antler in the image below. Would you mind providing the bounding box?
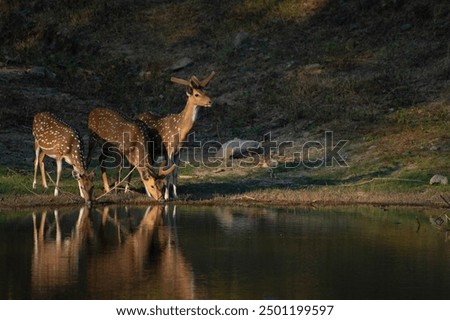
[200,71,216,87]
[171,71,216,88]
[170,76,190,86]
[159,163,176,177]
[149,163,176,178]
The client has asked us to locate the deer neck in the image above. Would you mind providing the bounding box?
[69,133,88,175]
[177,100,198,140]
[70,157,87,175]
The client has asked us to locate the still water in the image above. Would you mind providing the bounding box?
[0,205,449,299]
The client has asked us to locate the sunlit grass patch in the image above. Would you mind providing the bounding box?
[0,167,33,195]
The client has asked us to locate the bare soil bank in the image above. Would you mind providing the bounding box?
[1,186,448,211]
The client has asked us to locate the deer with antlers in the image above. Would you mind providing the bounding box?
[86,108,175,201]
[138,71,215,199]
[32,112,94,204]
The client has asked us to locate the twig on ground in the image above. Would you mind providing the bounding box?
[95,165,138,200]
[341,177,424,187]
[19,183,39,196]
[440,194,450,207]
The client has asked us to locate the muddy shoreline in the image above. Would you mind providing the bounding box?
[1,189,448,212]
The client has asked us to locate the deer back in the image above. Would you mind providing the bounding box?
[33,112,86,172]
[88,108,151,168]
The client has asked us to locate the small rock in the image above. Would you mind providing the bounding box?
[233,32,250,50]
[139,70,152,80]
[302,63,322,75]
[286,60,296,68]
[215,92,238,106]
[28,66,46,77]
[430,174,448,185]
[215,138,262,159]
[429,145,439,151]
[169,57,193,71]
[28,66,56,79]
[303,63,321,70]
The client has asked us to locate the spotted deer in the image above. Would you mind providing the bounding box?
[32,112,94,204]
[86,108,175,201]
[138,71,215,199]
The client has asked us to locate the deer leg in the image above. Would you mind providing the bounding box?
[171,154,180,199]
[38,151,48,189]
[163,155,174,200]
[115,164,121,194]
[172,167,179,199]
[54,158,63,196]
[99,153,111,192]
[86,134,96,168]
[164,176,170,200]
[33,143,40,189]
[125,166,134,193]
[113,149,124,193]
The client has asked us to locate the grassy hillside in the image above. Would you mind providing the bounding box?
[0,0,449,205]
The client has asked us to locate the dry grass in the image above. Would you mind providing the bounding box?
[220,188,448,208]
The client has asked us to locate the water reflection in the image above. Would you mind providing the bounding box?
[30,205,195,299]
[31,207,91,299]
[86,205,195,299]
[1,205,450,299]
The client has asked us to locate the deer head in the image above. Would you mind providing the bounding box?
[139,164,176,201]
[72,170,95,204]
[171,71,215,108]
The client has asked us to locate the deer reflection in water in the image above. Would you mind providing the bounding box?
[31,205,195,299]
[87,205,195,299]
[31,206,92,299]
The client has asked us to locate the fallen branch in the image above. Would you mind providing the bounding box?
[341,177,424,187]
[440,194,450,207]
[95,166,138,201]
[19,182,39,196]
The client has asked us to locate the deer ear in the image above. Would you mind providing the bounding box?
[190,76,201,89]
[72,170,81,180]
[186,86,193,96]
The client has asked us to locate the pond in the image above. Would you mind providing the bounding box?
[0,205,449,299]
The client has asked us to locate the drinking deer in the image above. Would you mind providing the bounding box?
[86,108,175,201]
[32,112,94,204]
[138,71,215,199]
